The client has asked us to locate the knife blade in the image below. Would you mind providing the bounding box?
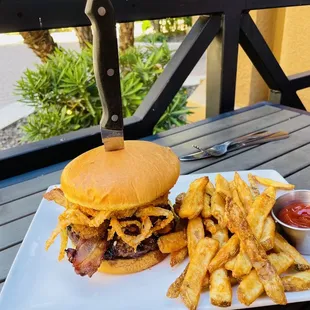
[85,0,124,151]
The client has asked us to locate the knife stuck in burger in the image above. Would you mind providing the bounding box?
[44,0,181,277]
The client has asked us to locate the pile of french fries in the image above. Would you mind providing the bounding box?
[157,172,310,309]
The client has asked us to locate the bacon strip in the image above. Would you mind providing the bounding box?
[66,237,107,277]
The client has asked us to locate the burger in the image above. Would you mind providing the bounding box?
[44,140,180,277]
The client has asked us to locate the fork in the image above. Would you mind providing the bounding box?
[179,131,289,161]
[192,131,273,157]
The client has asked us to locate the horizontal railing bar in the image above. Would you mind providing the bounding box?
[0,115,143,181]
[246,0,310,10]
[0,0,310,33]
[289,71,310,91]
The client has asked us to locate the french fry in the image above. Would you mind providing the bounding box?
[229,181,246,229]
[210,268,232,307]
[260,216,276,251]
[269,252,295,274]
[215,174,231,199]
[212,226,229,247]
[210,224,232,307]
[201,194,211,218]
[226,198,287,305]
[158,231,187,253]
[225,256,237,271]
[232,243,252,279]
[234,172,253,213]
[209,235,240,273]
[211,193,227,228]
[274,233,310,271]
[174,192,186,216]
[170,247,188,267]
[248,173,260,198]
[180,238,219,310]
[175,192,186,205]
[167,264,189,298]
[246,187,276,240]
[187,217,205,259]
[282,271,310,292]
[204,218,217,235]
[206,181,215,196]
[229,181,244,212]
[238,252,294,306]
[179,177,209,219]
[253,175,295,190]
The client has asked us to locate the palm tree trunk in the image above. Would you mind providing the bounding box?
[151,20,160,32]
[20,30,57,62]
[74,26,93,49]
[119,22,134,52]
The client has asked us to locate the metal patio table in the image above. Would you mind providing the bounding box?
[1,101,310,309]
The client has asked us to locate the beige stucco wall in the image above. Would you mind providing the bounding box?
[234,7,310,110]
[279,7,310,110]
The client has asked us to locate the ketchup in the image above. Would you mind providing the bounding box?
[278,202,310,228]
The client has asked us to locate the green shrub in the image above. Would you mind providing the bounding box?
[159,17,192,35]
[16,43,192,141]
[138,17,193,43]
[135,33,167,43]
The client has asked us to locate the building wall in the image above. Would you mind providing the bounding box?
[236,7,310,110]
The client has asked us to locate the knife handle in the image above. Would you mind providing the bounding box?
[85,0,123,131]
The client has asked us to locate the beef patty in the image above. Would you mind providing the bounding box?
[104,236,158,260]
[67,226,159,260]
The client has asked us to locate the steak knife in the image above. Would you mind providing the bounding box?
[85,0,124,151]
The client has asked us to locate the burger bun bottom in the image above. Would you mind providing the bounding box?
[98,250,167,274]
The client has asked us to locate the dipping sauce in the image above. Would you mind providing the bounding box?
[278,202,310,228]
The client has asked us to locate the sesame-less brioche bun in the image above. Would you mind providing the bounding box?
[60,140,180,211]
[98,250,167,274]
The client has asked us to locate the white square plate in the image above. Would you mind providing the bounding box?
[0,170,309,309]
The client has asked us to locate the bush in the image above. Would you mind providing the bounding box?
[159,17,192,35]
[135,33,167,43]
[139,17,193,42]
[16,43,192,141]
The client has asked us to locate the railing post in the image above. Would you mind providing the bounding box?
[269,89,282,104]
[206,12,241,117]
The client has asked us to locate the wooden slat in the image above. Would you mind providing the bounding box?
[154,105,280,147]
[255,143,310,177]
[287,166,310,189]
[146,103,281,141]
[173,109,298,157]
[196,121,310,173]
[0,215,34,251]
[178,111,305,174]
[0,170,61,206]
[0,191,44,226]
[0,244,20,281]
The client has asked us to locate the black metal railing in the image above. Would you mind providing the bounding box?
[0,0,310,179]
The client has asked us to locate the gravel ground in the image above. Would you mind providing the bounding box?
[0,118,27,150]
